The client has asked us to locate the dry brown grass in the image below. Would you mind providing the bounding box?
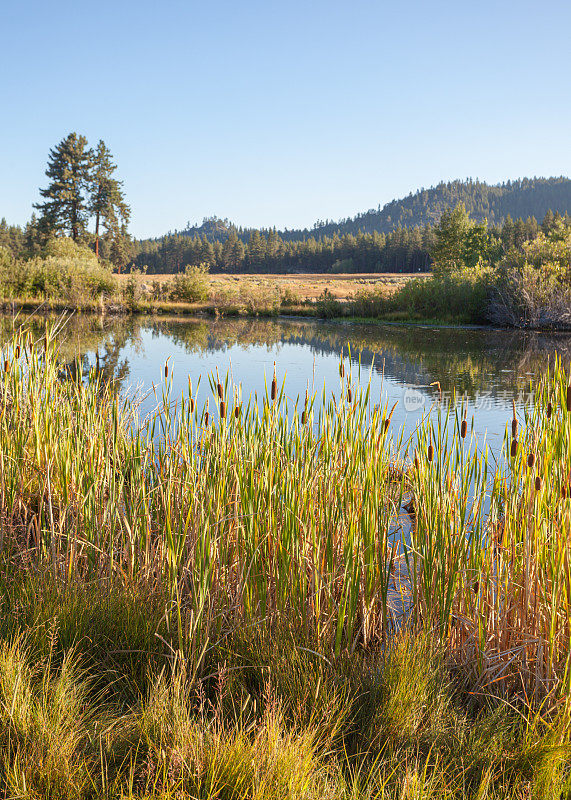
[116,272,417,303]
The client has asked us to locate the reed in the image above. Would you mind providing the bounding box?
[0,325,570,796]
[0,327,570,699]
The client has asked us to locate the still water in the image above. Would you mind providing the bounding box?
[5,313,571,452]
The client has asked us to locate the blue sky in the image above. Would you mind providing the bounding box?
[1,0,570,238]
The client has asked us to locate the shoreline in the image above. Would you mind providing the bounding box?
[3,297,571,333]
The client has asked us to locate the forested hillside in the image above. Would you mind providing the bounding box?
[129,177,571,273]
[168,177,571,242]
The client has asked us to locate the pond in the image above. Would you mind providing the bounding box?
[3,313,570,453]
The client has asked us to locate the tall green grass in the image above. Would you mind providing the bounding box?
[0,324,570,796]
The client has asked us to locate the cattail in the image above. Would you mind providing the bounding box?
[164,362,169,380]
[301,391,308,425]
[3,360,8,373]
[510,438,518,458]
[535,475,542,492]
[14,345,20,359]
[527,452,535,469]
[511,401,518,439]
[339,362,345,378]
[235,404,241,419]
[460,419,467,439]
[547,401,552,419]
[427,444,434,463]
[271,363,277,402]
[190,398,195,413]
[414,450,419,470]
[204,399,209,427]
[562,485,567,500]
[347,386,352,404]
[567,383,571,413]
[383,401,398,433]
[220,400,226,419]
[472,580,479,594]
[216,368,223,400]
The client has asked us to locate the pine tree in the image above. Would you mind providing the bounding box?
[34,133,92,241]
[90,140,130,258]
[109,226,134,272]
[541,209,555,234]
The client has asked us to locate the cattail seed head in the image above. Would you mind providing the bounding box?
[3,360,8,373]
[220,400,226,419]
[235,404,241,419]
[510,438,518,458]
[511,400,518,438]
[460,419,467,439]
[566,384,571,413]
[14,345,20,359]
[347,387,352,404]
[384,401,398,433]
[301,411,307,425]
[535,475,542,492]
[427,444,434,463]
[217,382,223,400]
[562,485,567,499]
[339,362,345,378]
[190,398,195,413]
[204,411,209,426]
[527,452,535,469]
[164,363,169,379]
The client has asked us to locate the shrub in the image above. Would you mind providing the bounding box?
[169,264,209,302]
[388,269,491,323]
[0,237,116,304]
[280,286,302,307]
[238,279,280,314]
[487,231,571,328]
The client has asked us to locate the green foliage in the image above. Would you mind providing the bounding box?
[0,238,116,303]
[34,132,92,242]
[488,225,571,327]
[430,203,473,276]
[169,264,209,302]
[395,270,491,323]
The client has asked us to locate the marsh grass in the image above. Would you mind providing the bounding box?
[0,325,570,797]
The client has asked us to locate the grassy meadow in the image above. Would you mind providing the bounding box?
[0,322,570,797]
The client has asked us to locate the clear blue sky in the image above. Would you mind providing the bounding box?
[1,0,570,238]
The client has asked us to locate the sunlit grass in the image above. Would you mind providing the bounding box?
[0,324,569,797]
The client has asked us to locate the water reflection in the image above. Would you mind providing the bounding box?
[2,313,570,447]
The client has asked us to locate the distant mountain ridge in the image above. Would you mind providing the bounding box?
[162,177,571,244]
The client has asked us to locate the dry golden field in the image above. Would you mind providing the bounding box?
[116,271,418,302]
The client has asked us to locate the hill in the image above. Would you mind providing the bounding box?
[166,177,571,244]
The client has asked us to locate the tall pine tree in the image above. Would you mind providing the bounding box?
[90,140,130,258]
[34,133,92,241]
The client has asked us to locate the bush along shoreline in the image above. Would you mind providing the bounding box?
[0,325,569,797]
